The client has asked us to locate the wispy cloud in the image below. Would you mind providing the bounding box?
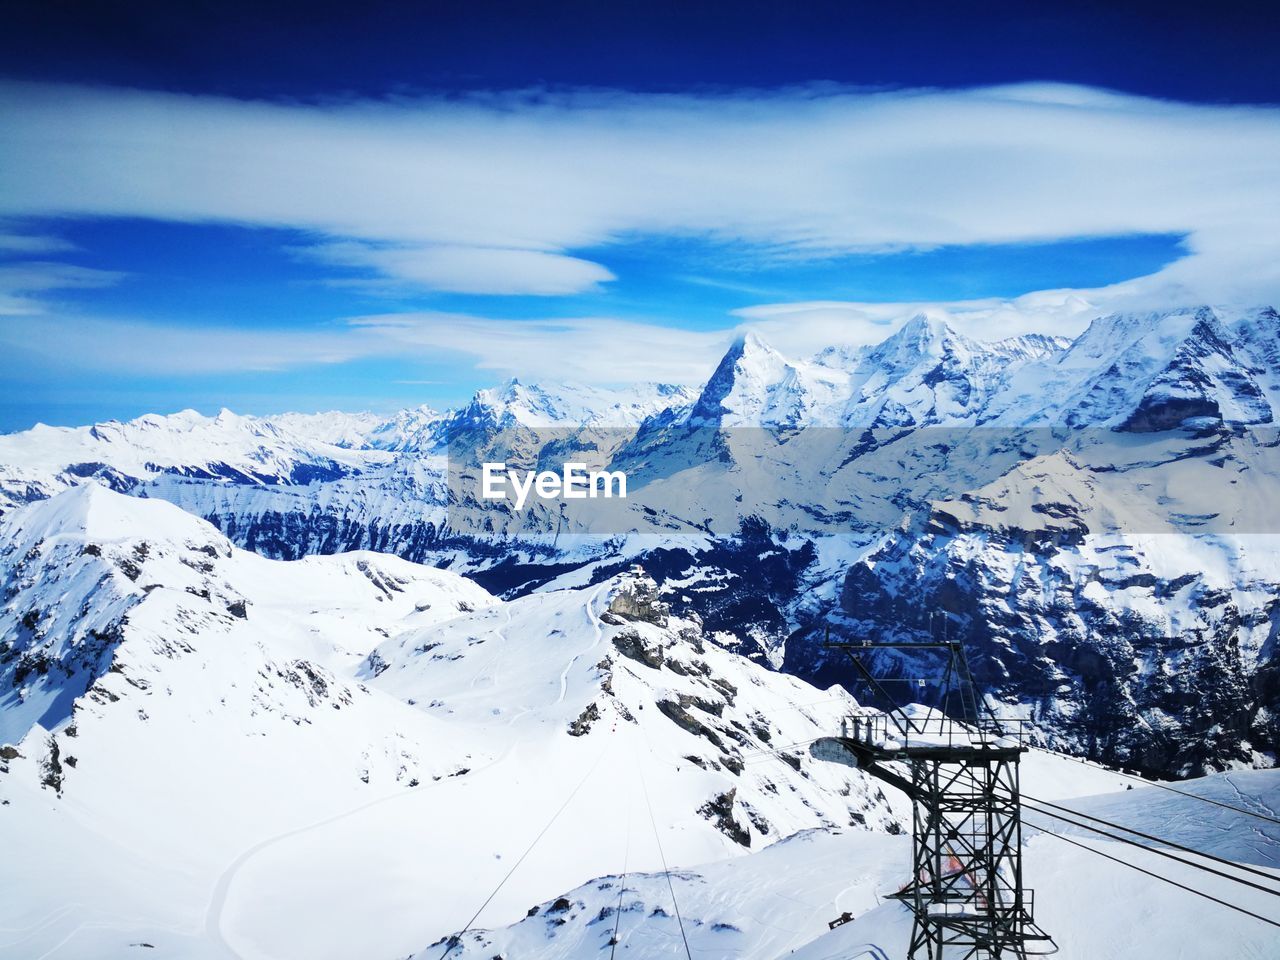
[1,81,1278,303]
[1,80,1278,405]
[296,240,615,295]
[0,314,372,375]
[0,261,125,316]
[0,309,728,384]
[0,230,77,255]
[351,312,725,383]
[0,282,1252,395]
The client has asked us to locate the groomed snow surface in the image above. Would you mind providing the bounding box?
[0,487,1277,959]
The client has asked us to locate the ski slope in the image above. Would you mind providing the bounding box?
[0,487,890,959]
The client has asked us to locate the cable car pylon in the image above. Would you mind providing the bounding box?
[810,625,1056,959]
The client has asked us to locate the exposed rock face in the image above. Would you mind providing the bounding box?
[612,630,665,670]
[605,568,670,627]
[567,701,600,737]
[1117,313,1271,432]
[698,788,752,847]
[784,520,1280,778]
[39,735,62,793]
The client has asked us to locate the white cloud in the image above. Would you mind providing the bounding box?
[0,230,77,255]
[351,312,724,384]
[0,261,125,316]
[1,80,1278,395]
[0,81,1277,302]
[0,314,373,375]
[0,309,728,384]
[0,284,1254,393]
[0,292,1096,390]
[298,240,614,295]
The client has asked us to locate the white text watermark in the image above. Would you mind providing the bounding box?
[480,462,627,510]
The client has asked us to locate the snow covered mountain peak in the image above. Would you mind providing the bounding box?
[873,310,958,355]
[826,311,1063,429]
[990,304,1275,428]
[0,483,495,749]
[360,403,445,451]
[686,331,848,427]
[264,409,390,448]
[4,478,216,550]
[685,313,1078,430]
[0,404,387,515]
[454,378,697,434]
[987,331,1073,362]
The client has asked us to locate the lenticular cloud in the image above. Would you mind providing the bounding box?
[1,81,1278,301]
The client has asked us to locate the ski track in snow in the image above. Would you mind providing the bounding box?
[4,903,149,960]
[207,587,608,958]
[554,584,606,707]
[203,735,526,959]
[468,605,511,693]
[27,914,196,960]
[204,597,533,960]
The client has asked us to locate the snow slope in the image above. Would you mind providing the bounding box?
[788,767,1280,960]
[429,763,1279,960]
[0,487,895,960]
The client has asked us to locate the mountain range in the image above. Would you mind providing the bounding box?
[3,306,1280,778]
[3,304,1280,957]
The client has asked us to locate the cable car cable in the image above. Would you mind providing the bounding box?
[1024,801,1280,900]
[1035,747,1280,828]
[609,783,633,959]
[1023,817,1280,931]
[437,749,606,959]
[1023,794,1280,892]
[636,746,693,960]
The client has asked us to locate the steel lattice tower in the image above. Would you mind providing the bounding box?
[812,640,1054,960]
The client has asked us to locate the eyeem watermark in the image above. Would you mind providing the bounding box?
[481,462,627,510]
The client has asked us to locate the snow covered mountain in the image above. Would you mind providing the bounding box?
[0,380,695,515]
[785,523,1280,776]
[986,305,1275,429]
[686,318,1071,430]
[360,380,698,454]
[425,764,1279,960]
[4,306,1280,957]
[2,307,1271,543]
[0,407,385,516]
[682,306,1276,434]
[0,485,898,959]
[2,306,1279,780]
[8,494,1265,960]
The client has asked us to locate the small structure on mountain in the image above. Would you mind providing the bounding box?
[828,910,855,930]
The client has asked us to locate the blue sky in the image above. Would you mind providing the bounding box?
[0,2,1278,431]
